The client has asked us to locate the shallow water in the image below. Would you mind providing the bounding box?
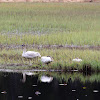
[0,72,100,100]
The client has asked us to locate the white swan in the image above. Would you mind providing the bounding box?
[40,56,53,64]
[72,58,82,62]
[22,45,41,58]
[40,75,53,83]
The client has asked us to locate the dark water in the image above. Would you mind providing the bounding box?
[0,72,100,100]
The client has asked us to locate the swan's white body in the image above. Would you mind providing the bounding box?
[72,58,82,62]
[40,76,53,83]
[22,49,41,58]
[40,56,53,64]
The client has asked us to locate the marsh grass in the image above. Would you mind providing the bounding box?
[0,48,100,71]
[37,71,100,83]
[0,31,100,45]
[0,3,100,45]
[0,3,100,70]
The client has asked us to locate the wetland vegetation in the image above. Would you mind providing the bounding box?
[0,3,100,71]
[0,47,100,71]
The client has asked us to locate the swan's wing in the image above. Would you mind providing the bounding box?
[25,51,38,56]
[41,57,51,63]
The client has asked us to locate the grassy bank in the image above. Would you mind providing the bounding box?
[0,3,100,71]
[0,31,100,45]
[0,3,100,46]
[0,48,100,71]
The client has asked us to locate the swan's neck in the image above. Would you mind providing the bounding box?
[23,48,26,54]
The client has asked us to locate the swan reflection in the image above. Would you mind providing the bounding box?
[22,72,36,83]
[40,75,53,83]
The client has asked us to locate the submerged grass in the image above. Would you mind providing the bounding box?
[38,71,100,83]
[0,48,100,71]
[1,71,100,83]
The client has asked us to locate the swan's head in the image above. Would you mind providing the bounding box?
[51,57,54,62]
[37,52,41,57]
[22,44,25,47]
[22,44,26,53]
[22,44,26,49]
[47,56,54,62]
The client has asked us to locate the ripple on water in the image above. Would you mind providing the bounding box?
[93,90,99,93]
[1,91,7,94]
[32,85,37,87]
[35,91,41,96]
[59,84,67,86]
[72,90,76,92]
[28,97,32,99]
[18,96,23,98]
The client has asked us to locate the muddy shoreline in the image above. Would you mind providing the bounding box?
[0,0,96,3]
[0,44,100,50]
[0,44,100,72]
[0,63,100,73]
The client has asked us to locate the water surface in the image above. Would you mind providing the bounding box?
[0,72,100,100]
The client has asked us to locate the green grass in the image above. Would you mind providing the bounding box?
[0,48,100,71]
[0,3,100,45]
[0,3,100,71]
[0,31,100,45]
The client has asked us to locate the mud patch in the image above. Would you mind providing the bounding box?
[0,44,100,50]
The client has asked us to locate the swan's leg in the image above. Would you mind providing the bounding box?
[36,57,38,62]
[29,59,32,66]
[32,57,38,64]
[35,57,37,63]
[26,58,29,64]
[47,62,50,67]
[32,58,35,64]
[32,58,34,63]
[25,58,29,65]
